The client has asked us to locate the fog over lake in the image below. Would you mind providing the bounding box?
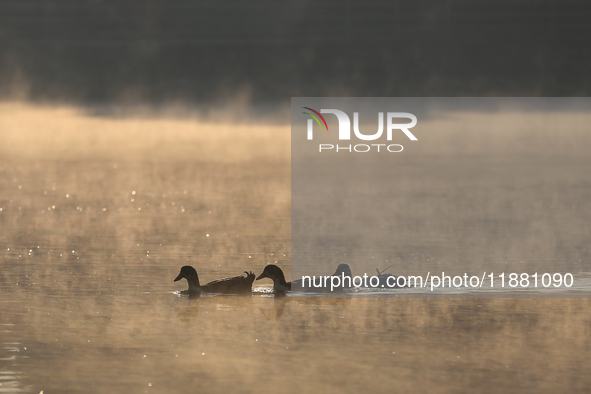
[1,103,590,393]
[2,1,591,393]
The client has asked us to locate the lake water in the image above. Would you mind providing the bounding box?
[1,103,590,393]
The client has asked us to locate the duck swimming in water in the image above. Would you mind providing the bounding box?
[174,265,255,295]
[256,264,291,292]
[256,263,353,293]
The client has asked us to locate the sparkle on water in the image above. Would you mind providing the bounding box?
[0,103,590,393]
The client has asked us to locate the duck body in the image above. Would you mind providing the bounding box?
[174,266,255,295]
[294,263,353,292]
[375,265,399,288]
[377,273,398,288]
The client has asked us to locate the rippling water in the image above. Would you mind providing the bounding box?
[1,104,590,393]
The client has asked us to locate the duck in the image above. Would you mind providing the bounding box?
[256,263,353,293]
[174,265,255,295]
[256,264,291,292]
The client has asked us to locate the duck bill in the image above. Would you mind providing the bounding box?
[174,273,184,282]
[256,272,268,281]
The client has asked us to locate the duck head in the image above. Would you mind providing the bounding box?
[257,264,288,284]
[257,264,289,292]
[174,265,202,293]
[332,264,352,278]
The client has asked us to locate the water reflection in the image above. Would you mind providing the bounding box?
[257,295,288,321]
[2,263,591,393]
[0,343,31,394]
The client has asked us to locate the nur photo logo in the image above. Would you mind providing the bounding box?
[302,107,418,153]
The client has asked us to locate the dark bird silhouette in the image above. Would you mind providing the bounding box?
[174,265,255,295]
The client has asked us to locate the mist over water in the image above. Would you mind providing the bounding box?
[0,103,291,393]
[1,1,591,392]
[0,103,590,393]
[291,100,591,294]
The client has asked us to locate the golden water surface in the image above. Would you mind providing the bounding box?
[0,103,590,393]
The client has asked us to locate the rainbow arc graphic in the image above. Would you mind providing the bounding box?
[302,107,329,131]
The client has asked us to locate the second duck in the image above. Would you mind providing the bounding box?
[174,265,255,295]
